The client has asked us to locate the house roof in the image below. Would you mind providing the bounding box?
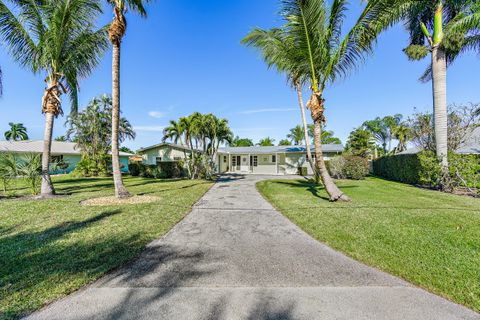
[137,142,197,153]
[0,140,133,156]
[218,144,344,155]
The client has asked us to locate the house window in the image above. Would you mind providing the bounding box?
[156,157,162,164]
[232,156,237,167]
[272,155,276,163]
[223,156,227,163]
[250,155,258,167]
[173,157,182,161]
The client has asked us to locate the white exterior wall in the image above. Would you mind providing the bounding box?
[142,146,190,165]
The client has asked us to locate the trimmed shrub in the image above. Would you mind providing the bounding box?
[327,155,369,180]
[343,156,369,180]
[128,162,141,176]
[372,151,480,189]
[158,161,184,178]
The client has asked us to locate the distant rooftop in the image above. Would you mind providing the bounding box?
[218,144,344,154]
[0,140,133,156]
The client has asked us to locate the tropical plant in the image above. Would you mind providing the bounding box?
[392,123,412,153]
[0,0,108,197]
[307,124,341,145]
[273,0,374,201]
[279,139,292,146]
[107,0,151,198]
[242,26,316,173]
[0,152,17,193]
[287,125,305,145]
[119,146,135,154]
[230,136,254,147]
[54,136,68,142]
[17,153,42,195]
[257,137,275,147]
[66,94,135,176]
[346,127,376,158]
[359,0,479,178]
[4,122,28,141]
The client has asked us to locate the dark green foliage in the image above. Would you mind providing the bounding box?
[72,156,111,178]
[372,151,441,186]
[297,166,308,176]
[373,152,480,189]
[343,156,370,180]
[128,162,184,179]
[327,156,369,180]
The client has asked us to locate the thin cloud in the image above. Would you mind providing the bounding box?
[238,108,297,115]
[134,125,165,132]
[148,111,166,119]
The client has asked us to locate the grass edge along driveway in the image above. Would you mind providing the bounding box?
[257,177,480,312]
[0,176,213,320]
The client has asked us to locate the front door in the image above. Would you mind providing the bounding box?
[240,155,249,172]
[231,155,241,172]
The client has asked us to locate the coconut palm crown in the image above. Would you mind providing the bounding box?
[0,0,109,197]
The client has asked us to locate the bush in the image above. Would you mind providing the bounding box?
[327,155,369,180]
[128,162,141,176]
[297,166,308,176]
[71,156,110,177]
[372,151,480,189]
[158,161,184,178]
[129,162,185,179]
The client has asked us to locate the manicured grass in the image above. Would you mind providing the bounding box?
[257,177,480,312]
[0,176,213,320]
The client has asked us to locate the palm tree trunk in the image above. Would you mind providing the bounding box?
[432,45,448,169]
[111,41,130,198]
[40,112,55,197]
[296,82,316,176]
[313,120,350,202]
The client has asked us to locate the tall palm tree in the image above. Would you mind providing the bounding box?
[163,120,185,145]
[287,125,305,145]
[279,0,373,201]
[359,0,479,179]
[4,123,28,141]
[0,0,108,197]
[242,28,316,174]
[107,0,151,198]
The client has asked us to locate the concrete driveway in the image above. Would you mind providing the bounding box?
[26,175,479,320]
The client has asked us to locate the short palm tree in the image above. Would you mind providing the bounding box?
[107,0,151,198]
[360,0,479,177]
[0,0,108,197]
[279,0,373,201]
[4,123,28,141]
[392,123,411,153]
[258,137,275,146]
[287,125,305,145]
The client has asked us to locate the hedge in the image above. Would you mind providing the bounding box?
[372,151,480,188]
[128,161,185,179]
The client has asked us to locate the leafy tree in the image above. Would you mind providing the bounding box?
[230,136,254,147]
[119,146,135,154]
[287,125,305,145]
[107,0,152,198]
[257,137,275,147]
[4,123,28,141]
[359,0,479,176]
[0,0,108,197]
[279,139,292,146]
[66,95,135,176]
[346,128,376,158]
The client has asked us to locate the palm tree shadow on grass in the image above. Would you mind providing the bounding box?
[274,180,358,201]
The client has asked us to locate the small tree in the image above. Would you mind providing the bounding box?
[0,153,18,194]
[18,154,42,195]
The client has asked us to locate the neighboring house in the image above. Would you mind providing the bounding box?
[0,140,132,173]
[399,127,480,155]
[138,143,197,165]
[139,142,344,175]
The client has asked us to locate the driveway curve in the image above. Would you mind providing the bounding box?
[26,175,479,320]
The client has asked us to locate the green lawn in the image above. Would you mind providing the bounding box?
[257,177,480,312]
[0,176,213,320]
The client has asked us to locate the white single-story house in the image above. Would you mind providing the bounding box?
[0,140,132,174]
[138,142,344,175]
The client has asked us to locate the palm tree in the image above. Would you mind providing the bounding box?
[230,136,254,147]
[279,139,292,146]
[258,137,275,146]
[242,28,316,174]
[107,0,151,198]
[287,125,305,145]
[277,0,374,201]
[360,0,479,180]
[163,120,185,145]
[4,123,28,141]
[392,123,411,153]
[0,0,108,197]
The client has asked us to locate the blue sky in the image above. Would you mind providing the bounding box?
[0,0,479,151]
